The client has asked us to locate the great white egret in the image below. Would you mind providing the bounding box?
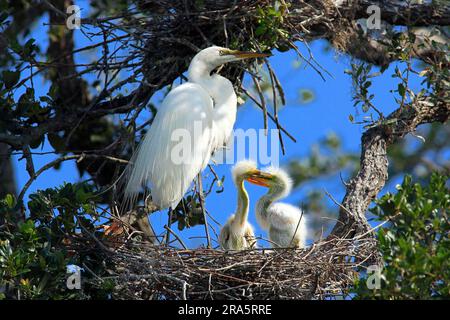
[246,166,307,248]
[124,46,270,210]
[219,161,258,250]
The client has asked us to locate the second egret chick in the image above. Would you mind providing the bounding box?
[246,166,307,248]
[219,161,258,250]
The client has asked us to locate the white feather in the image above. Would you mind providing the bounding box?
[231,160,257,184]
[266,203,307,248]
[124,83,215,209]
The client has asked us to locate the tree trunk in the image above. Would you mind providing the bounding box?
[0,141,17,225]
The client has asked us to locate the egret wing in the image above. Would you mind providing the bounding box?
[124,83,214,209]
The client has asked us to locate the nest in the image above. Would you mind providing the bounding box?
[94,235,378,300]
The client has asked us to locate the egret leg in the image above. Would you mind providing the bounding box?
[165,208,173,245]
[197,173,211,248]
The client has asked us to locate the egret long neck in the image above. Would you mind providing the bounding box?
[256,185,285,218]
[187,58,211,82]
[188,60,237,146]
[234,179,250,228]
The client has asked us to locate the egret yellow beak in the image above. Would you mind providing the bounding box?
[223,49,271,59]
[233,51,271,59]
[246,170,273,187]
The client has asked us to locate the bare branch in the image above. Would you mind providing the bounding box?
[331,98,449,239]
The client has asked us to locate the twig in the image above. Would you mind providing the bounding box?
[241,87,297,143]
[251,74,268,135]
[17,154,128,202]
[164,225,188,249]
[77,217,114,254]
[267,62,286,155]
[289,205,304,246]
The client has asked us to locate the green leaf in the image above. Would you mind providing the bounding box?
[356,64,364,77]
[5,194,15,208]
[9,38,21,54]
[23,39,36,56]
[255,25,267,36]
[2,70,20,89]
[398,83,406,97]
[298,89,315,104]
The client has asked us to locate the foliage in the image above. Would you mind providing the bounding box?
[353,173,450,299]
[345,28,448,128]
[254,1,290,52]
[346,62,378,116]
[0,183,112,299]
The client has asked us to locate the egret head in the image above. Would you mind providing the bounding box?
[246,166,293,199]
[231,160,259,185]
[193,46,271,70]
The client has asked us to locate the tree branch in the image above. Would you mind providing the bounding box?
[330,98,449,239]
[355,0,450,27]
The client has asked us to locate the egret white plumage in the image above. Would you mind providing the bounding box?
[124,46,270,209]
[246,166,307,248]
[219,161,258,250]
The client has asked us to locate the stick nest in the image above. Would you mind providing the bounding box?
[98,0,340,89]
[93,236,378,300]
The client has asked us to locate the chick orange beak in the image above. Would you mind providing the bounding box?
[232,50,271,59]
[246,170,272,187]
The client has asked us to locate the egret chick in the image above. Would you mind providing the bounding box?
[246,167,307,248]
[219,161,258,250]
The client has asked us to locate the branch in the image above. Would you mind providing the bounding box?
[355,0,450,27]
[18,154,128,203]
[330,98,449,238]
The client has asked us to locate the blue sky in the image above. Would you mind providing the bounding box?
[11,2,425,248]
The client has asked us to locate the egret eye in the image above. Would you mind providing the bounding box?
[219,50,226,56]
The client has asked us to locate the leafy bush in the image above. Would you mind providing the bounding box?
[353,173,449,299]
[0,183,112,299]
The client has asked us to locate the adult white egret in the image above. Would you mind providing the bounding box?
[219,161,258,250]
[124,46,270,209]
[246,166,307,248]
